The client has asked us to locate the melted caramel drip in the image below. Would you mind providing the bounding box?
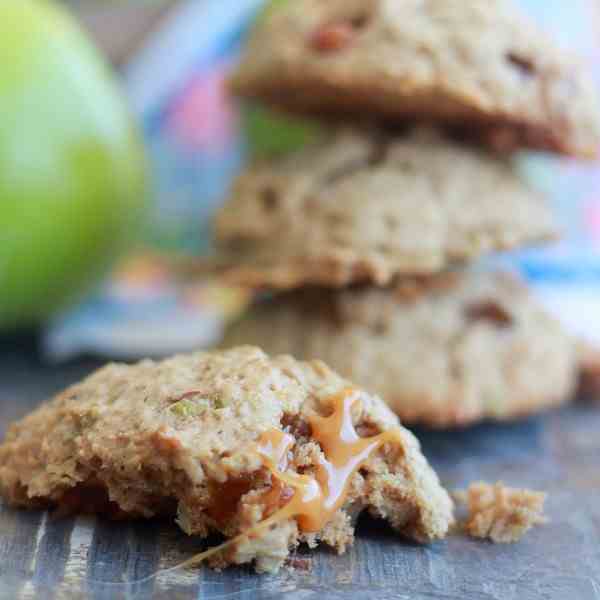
[179,388,402,569]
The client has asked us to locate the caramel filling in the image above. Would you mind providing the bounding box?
[180,388,402,568]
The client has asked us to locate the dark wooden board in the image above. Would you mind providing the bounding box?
[0,337,599,600]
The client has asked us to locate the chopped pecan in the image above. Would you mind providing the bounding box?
[465,300,513,328]
[311,23,355,52]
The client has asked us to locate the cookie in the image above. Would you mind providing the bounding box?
[231,0,600,158]
[212,128,557,290]
[0,346,453,573]
[222,272,578,427]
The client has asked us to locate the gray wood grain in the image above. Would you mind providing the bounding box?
[0,340,598,600]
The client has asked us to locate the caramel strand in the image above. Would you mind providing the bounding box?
[180,388,402,569]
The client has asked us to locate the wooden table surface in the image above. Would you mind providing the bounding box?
[0,336,599,600]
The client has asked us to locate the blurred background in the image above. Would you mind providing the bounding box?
[2,0,600,361]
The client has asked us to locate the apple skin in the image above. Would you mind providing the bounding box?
[243,103,323,159]
[0,0,148,330]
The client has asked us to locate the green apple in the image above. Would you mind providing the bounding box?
[243,104,323,160]
[0,0,147,329]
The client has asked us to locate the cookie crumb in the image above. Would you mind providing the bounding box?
[457,481,547,543]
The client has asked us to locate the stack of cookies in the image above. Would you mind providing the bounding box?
[214,0,600,427]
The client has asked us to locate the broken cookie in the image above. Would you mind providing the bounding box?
[0,346,453,573]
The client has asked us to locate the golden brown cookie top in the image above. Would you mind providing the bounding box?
[212,128,557,290]
[1,347,395,482]
[232,0,600,158]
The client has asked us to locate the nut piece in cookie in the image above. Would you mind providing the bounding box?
[0,347,453,573]
[231,0,600,158]
[457,482,547,543]
[211,128,556,290]
[222,271,579,428]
